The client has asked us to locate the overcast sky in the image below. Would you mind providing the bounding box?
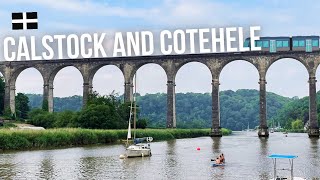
[0,0,320,98]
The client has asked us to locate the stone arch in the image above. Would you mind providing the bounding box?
[218,58,259,80]
[175,61,212,92]
[89,64,122,86]
[130,62,168,82]
[48,65,84,85]
[134,63,168,94]
[174,61,213,129]
[175,60,212,81]
[91,64,124,95]
[10,66,45,87]
[219,59,260,89]
[219,60,260,131]
[15,67,44,93]
[8,66,45,114]
[266,57,309,97]
[266,57,310,131]
[266,56,309,76]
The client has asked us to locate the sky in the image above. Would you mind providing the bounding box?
[0,0,320,98]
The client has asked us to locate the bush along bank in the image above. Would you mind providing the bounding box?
[0,128,232,151]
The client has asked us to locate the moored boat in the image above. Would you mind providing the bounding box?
[126,137,153,158]
[123,73,153,158]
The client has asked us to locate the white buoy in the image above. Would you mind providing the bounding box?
[119,154,126,159]
[141,153,144,157]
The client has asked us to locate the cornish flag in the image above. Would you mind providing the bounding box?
[12,12,38,30]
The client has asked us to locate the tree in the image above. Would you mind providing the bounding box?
[76,92,127,129]
[28,109,55,128]
[15,93,30,119]
[137,118,148,129]
[53,110,77,128]
[291,119,304,130]
[77,104,121,129]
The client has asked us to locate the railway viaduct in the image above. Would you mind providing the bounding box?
[0,51,319,137]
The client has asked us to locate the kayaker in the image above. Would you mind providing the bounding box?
[221,153,225,163]
[215,157,221,164]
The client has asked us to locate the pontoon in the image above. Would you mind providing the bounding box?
[268,154,306,180]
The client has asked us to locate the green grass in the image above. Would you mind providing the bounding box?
[0,128,232,151]
[0,123,17,129]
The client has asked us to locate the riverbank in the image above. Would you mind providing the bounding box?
[0,128,232,151]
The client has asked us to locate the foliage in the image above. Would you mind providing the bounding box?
[25,90,294,130]
[53,110,77,128]
[291,119,304,130]
[0,122,17,129]
[28,109,55,128]
[221,128,232,135]
[26,94,82,112]
[3,107,13,119]
[137,90,291,130]
[0,128,230,151]
[136,118,148,129]
[76,91,128,129]
[15,93,30,119]
[271,91,320,130]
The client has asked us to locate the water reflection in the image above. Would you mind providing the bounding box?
[308,138,319,178]
[163,140,180,179]
[0,154,16,179]
[259,137,270,180]
[39,154,54,179]
[259,137,269,156]
[211,137,221,154]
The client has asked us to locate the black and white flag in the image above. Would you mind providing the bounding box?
[12,12,38,30]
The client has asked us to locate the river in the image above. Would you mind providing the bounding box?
[0,131,319,180]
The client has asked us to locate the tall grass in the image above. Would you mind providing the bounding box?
[0,128,232,151]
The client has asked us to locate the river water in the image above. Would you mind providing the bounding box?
[0,132,319,180]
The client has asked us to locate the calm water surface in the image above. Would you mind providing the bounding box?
[0,132,319,180]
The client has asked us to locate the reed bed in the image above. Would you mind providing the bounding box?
[0,128,231,151]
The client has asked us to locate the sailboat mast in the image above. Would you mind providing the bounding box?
[126,100,133,146]
[134,74,137,139]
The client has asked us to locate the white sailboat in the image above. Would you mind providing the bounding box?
[125,74,153,158]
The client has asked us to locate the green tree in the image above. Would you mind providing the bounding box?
[15,93,30,119]
[26,90,303,130]
[77,104,119,129]
[28,109,55,128]
[53,110,77,128]
[291,119,304,130]
[76,92,127,129]
[137,118,148,129]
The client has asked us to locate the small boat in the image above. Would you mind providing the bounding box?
[212,163,225,167]
[126,137,153,158]
[124,73,153,158]
[268,154,306,180]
